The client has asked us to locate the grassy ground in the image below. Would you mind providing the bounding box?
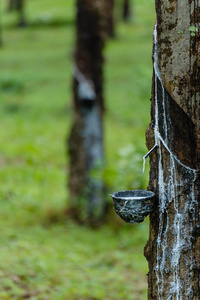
[0,0,155,299]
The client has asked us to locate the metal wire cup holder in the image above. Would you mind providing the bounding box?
[110,190,155,223]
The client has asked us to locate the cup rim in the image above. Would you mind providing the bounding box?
[110,189,155,201]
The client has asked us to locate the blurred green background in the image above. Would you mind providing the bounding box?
[0,0,155,299]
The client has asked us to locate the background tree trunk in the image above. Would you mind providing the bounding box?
[68,0,106,227]
[145,0,200,298]
[102,0,115,38]
[8,0,26,27]
[16,0,26,27]
[123,0,132,21]
[8,0,15,11]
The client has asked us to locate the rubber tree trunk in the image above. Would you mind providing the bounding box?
[16,0,26,27]
[123,0,132,21]
[145,0,200,298]
[8,0,15,11]
[68,0,106,227]
[102,0,115,38]
[8,0,26,26]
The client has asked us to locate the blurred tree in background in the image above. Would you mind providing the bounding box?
[123,0,132,21]
[7,0,26,27]
[102,0,115,38]
[67,0,108,227]
[8,0,15,11]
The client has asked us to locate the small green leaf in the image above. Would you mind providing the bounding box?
[190,32,196,36]
[178,30,183,34]
[188,26,198,32]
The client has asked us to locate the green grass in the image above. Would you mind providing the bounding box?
[0,0,155,299]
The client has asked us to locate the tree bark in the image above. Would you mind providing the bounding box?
[68,0,106,227]
[145,0,200,298]
[102,0,115,38]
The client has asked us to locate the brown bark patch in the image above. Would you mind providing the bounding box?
[195,237,200,268]
[191,60,200,93]
[191,7,200,24]
[157,77,196,168]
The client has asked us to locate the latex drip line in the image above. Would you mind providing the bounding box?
[72,65,96,100]
[158,133,199,173]
[72,64,87,82]
[119,200,128,212]
[153,20,198,172]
